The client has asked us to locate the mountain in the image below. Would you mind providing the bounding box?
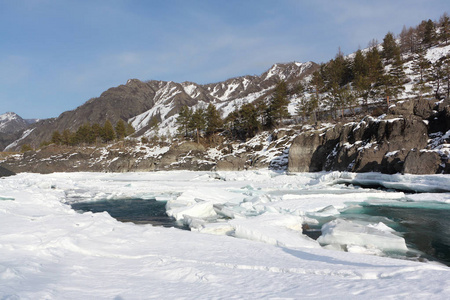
[4,61,318,151]
[0,112,35,151]
[0,112,29,134]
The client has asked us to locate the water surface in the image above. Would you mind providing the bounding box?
[71,198,188,230]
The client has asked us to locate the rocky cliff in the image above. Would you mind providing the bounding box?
[2,97,449,175]
[288,98,450,174]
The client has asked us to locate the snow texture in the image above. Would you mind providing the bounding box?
[1,171,449,299]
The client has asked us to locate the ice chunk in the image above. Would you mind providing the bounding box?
[308,205,340,217]
[229,213,320,249]
[191,222,235,236]
[318,219,407,253]
[167,201,217,221]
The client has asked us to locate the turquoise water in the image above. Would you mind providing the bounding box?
[71,197,450,266]
[346,202,450,266]
[71,198,188,230]
[304,201,450,266]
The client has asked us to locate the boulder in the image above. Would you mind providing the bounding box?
[0,165,15,177]
[402,150,441,174]
[389,98,434,119]
[288,131,323,172]
[216,155,247,171]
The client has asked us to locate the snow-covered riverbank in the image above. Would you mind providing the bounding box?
[1,171,449,299]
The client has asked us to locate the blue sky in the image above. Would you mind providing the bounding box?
[1,0,448,119]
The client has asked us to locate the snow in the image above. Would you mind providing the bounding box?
[1,170,450,299]
[4,128,35,151]
[265,64,279,80]
[0,112,19,124]
[217,82,240,101]
[425,44,450,63]
[318,219,408,253]
[182,83,200,98]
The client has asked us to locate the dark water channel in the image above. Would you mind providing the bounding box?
[71,197,450,266]
[353,202,450,266]
[71,198,188,230]
[305,201,450,266]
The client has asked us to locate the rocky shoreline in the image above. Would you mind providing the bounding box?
[1,98,449,176]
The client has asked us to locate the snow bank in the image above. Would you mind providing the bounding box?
[1,171,449,299]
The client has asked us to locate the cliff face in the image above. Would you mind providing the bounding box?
[288,98,450,175]
[2,98,449,175]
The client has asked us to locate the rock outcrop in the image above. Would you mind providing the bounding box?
[2,98,449,175]
[0,165,15,177]
[0,129,293,174]
[288,98,450,174]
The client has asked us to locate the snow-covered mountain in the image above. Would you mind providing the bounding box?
[5,61,317,151]
[129,61,317,137]
[5,39,450,152]
[0,112,29,134]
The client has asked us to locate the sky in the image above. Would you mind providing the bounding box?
[0,0,449,119]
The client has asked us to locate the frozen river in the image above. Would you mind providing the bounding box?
[1,171,450,299]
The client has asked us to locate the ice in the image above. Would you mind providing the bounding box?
[230,212,320,249]
[318,219,408,253]
[1,171,449,299]
[328,171,450,193]
[168,200,217,221]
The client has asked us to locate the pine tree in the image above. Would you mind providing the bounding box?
[381,53,406,107]
[126,122,135,136]
[439,13,450,45]
[366,45,384,101]
[102,120,115,142]
[189,108,206,143]
[296,92,319,124]
[91,123,103,145]
[417,19,436,50]
[431,58,445,99]
[176,106,192,137]
[267,80,289,127]
[239,103,260,138]
[352,49,372,110]
[301,69,325,123]
[411,48,432,99]
[61,129,72,146]
[326,48,352,88]
[382,32,400,63]
[75,122,94,144]
[205,103,223,136]
[115,119,127,140]
[423,19,436,48]
[265,80,289,128]
[51,130,62,145]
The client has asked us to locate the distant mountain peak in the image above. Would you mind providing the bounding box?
[0,112,29,135]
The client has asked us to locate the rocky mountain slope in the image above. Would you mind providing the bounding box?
[2,96,449,175]
[4,61,317,152]
[0,112,29,134]
[0,112,37,151]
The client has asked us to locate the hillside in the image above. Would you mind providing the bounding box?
[0,112,37,151]
[3,61,317,152]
